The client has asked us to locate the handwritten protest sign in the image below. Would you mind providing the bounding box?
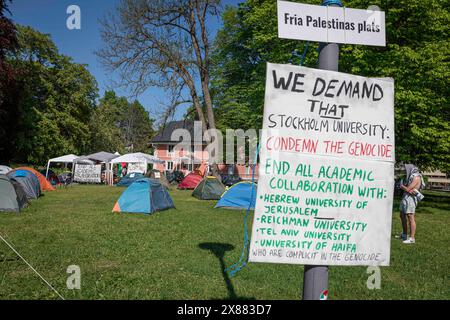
[249,63,394,266]
[127,162,147,174]
[74,164,102,183]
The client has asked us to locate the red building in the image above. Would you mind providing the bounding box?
[150,120,258,180]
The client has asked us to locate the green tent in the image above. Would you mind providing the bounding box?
[192,176,226,200]
[0,175,28,212]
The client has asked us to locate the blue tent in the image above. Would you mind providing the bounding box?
[113,178,175,214]
[7,169,41,200]
[116,172,145,187]
[215,181,257,210]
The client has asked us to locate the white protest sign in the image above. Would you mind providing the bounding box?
[277,1,385,46]
[248,63,395,266]
[127,162,147,174]
[74,164,102,183]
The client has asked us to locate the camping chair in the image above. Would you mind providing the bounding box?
[58,173,73,188]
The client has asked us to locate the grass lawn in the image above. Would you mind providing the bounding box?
[0,185,449,300]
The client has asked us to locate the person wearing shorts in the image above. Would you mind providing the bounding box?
[399,164,423,244]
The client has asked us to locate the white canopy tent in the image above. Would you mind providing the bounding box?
[73,152,120,184]
[110,152,164,166]
[108,152,164,185]
[173,155,203,172]
[45,154,78,178]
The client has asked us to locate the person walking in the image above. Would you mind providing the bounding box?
[399,164,425,244]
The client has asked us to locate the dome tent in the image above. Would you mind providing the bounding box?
[12,167,55,191]
[116,172,146,187]
[215,181,257,210]
[177,172,203,190]
[0,175,28,212]
[147,170,171,189]
[112,178,175,214]
[7,170,41,200]
[192,176,226,200]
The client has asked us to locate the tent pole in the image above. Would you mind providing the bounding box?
[45,161,50,179]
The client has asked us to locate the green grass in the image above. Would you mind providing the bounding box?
[0,185,449,300]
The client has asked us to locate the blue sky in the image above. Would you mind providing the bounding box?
[8,0,242,121]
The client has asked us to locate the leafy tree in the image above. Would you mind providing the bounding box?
[98,0,222,177]
[211,0,450,172]
[211,0,320,132]
[0,0,20,163]
[89,91,126,153]
[89,90,155,154]
[122,100,155,153]
[9,25,98,164]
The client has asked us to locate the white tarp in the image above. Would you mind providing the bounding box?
[109,152,164,178]
[248,63,394,266]
[46,154,79,178]
[110,152,164,165]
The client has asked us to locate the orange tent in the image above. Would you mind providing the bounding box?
[196,161,207,177]
[12,167,55,191]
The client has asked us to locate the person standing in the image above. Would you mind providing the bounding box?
[399,164,425,244]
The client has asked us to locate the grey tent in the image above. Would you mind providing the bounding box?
[192,176,226,200]
[0,175,28,212]
[7,170,41,200]
[147,170,171,189]
[117,172,146,187]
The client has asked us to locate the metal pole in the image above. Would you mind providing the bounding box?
[302,0,341,300]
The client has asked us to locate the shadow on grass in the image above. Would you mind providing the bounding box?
[198,242,254,300]
[0,250,20,262]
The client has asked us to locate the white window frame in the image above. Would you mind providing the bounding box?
[168,145,175,155]
[166,161,174,171]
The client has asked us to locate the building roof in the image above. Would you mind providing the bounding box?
[150,120,203,144]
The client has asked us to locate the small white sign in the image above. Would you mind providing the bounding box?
[277,1,385,46]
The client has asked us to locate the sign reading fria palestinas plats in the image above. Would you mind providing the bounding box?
[249,63,395,266]
[277,1,386,46]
